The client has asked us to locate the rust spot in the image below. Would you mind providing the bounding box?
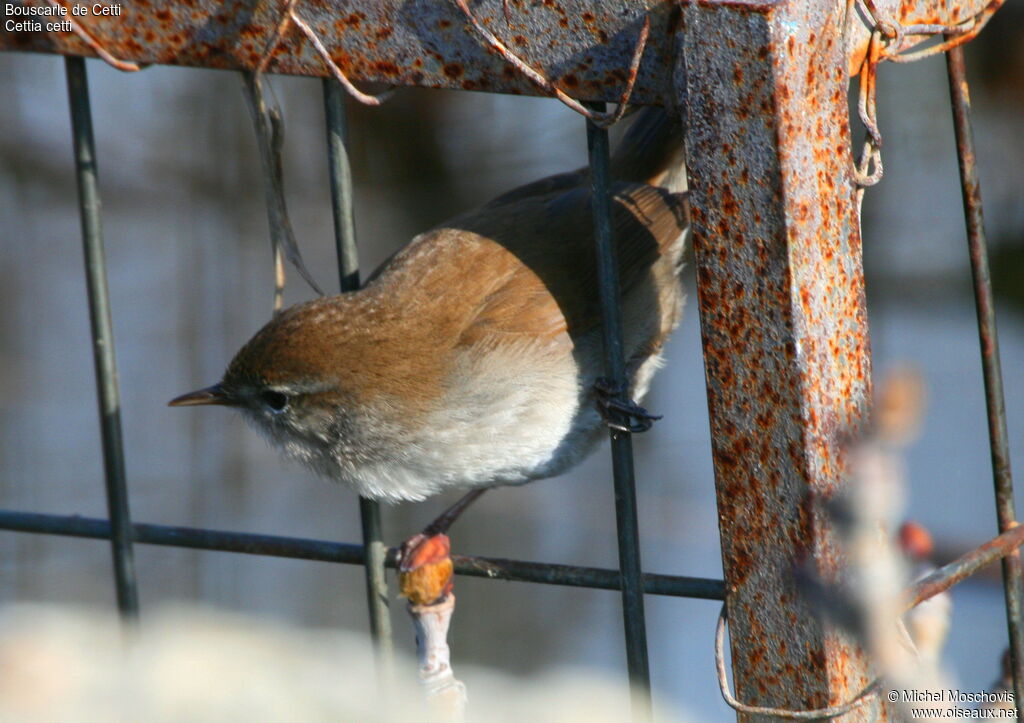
[563,73,579,88]
[721,186,738,217]
[442,63,464,79]
[809,648,827,669]
[513,35,527,46]
[374,61,399,76]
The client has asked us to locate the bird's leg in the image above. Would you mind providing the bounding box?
[398,489,487,606]
[593,377,663,433]
[423,488,487,537]
[399,493,482,716]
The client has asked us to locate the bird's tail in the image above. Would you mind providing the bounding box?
[610,107,688,194]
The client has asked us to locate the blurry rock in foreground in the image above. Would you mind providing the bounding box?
[0,604,689,722]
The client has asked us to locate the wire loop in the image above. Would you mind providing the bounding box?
[848,0,1004,189]
[256,0,394,107]
[44,0,143,72]
[715,604,883,719]
[454,0,649,129]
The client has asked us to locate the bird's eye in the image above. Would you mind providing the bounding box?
[260,390,289,412]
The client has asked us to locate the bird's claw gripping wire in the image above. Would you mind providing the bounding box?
[594,377,662,434]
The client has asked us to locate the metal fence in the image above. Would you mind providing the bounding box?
[1,1,1020,720]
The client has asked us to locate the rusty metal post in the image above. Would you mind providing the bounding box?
[680,1,878,718]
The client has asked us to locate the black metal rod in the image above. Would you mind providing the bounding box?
[323,79,361,293]
[946,44,1024,714]
[64,56,139,620]
[585,103,651,716]
[0,510,726,600]
[322,78,393,661]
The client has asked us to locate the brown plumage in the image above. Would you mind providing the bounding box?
[171,108,689,502]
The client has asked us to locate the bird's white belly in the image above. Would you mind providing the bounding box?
[339,338,669,502]
[346,346,594,501]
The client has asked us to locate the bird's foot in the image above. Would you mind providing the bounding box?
[397,489,487,605]
[398,532,454,606]
[593,377,662,433]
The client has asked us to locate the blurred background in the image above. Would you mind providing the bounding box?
[1,7,1023,718]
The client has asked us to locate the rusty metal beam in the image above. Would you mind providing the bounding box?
[4,0,673,103]
[679,0,880,719]
[2,0,994,103]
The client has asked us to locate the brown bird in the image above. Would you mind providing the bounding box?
[899,521,952,666]
[170,108,688,574]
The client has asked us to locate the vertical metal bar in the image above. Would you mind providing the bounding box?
[322,78,394,665]
[585,102,652,718]
[680,3,879,719]
[945,44,1024,714]
[64,56,140,619]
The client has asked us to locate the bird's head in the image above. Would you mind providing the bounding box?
[168,299,361,454]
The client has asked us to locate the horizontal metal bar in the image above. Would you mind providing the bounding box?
[1,0,994,101]
[0,510,725,600]
[4,0,673,104]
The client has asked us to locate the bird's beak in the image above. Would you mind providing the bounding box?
[168,383,235,407]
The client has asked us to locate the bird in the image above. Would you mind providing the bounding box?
[170,107,688,595]
[898,521,952,666]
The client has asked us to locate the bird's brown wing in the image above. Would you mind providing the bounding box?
[443,181,689,348]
